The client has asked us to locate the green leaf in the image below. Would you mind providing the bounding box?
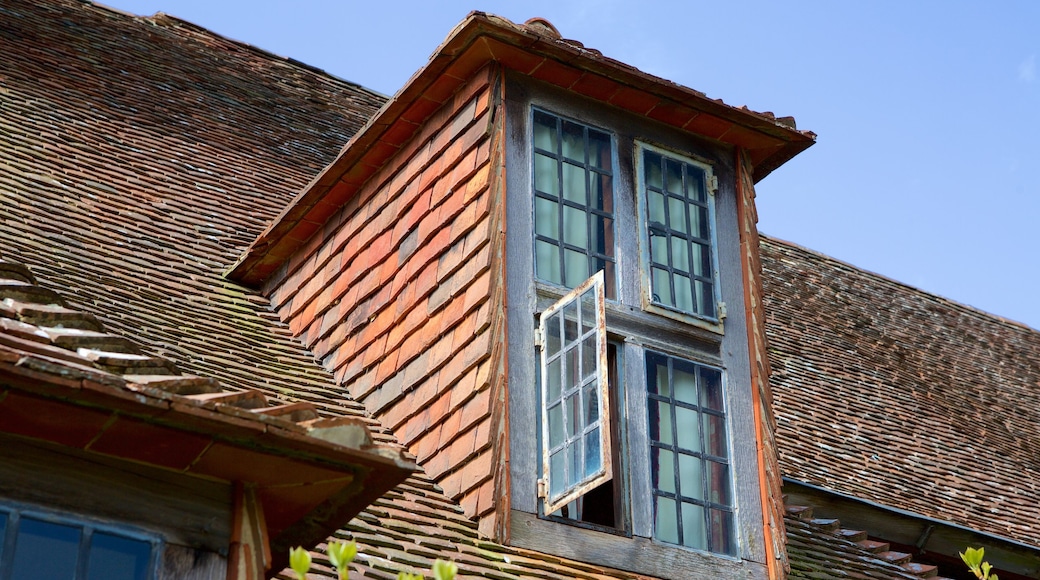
[328,540,358,573]
[960,547,983,568]
[396,573,424,580]
[289,546,312,580]
[431,559,458,580]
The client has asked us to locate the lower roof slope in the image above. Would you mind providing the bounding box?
[762,236,1040,547]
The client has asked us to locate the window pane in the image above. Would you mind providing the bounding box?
[11,517,81,580]
[548,402,564,448]
[671,237,690,273]
[546,358,562,400]
[648,191,666,225]
[562,162,586,204]
[534,197,559,239]
[705,414,728,457]
[562,205,587,247]
[590,173,611,209]
[654,496,679,544]
[678,453,703,500]
[583,384,599,423]
[673,364,698,405]
[653,448,676,494]
[0,512,6,561]
[535,239,561,285]
[588,131,611,170]
[581,336,597,382]
[534,154,559,195]
[652,267,672,305]
[665,159,683,194]
[709,509,736,556]
[681,502,707,550]
[87,532,151,580]
[653,400,674,445]
[698,367,724,411]
[550,451,566,497]
[708,461,731,505]
[675,407,701,452]
[561,121,585,162]
[645,152,663,188]
[584,427,602,477]
[673,275,694,313]
[563,248,588,288]
[533,111,557,151]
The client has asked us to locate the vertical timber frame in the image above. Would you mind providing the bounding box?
[735,148,786,579]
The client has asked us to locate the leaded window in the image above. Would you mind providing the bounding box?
[646,351,734,555]
[537,271,611,516]
[532,109,616,297]
[642,147,718,319]
[0,506,155,580]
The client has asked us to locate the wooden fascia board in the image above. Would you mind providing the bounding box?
[228,12,814,286]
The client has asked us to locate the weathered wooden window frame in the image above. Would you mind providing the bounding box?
[505,74,769,579]
[636,143,725,332]
[0,500,160,580]
[537,271,611,515]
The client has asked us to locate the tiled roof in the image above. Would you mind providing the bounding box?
[0,1,663,578]
[763,236,1040,547]
[784,504,946,580]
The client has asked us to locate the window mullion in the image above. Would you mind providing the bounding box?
[625,342,653,538]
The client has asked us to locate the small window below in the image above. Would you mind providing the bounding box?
[646,351,735,555]
[0,506,156,580]
[641,147,719,321]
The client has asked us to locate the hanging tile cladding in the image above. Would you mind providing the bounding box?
[762,237,1040,546]
[264,65,505,530]
[736,152,787,574]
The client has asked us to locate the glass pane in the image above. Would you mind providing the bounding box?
[581,336,597,381]
[674,274,694,313]
[561,121,585,162]
[698,280,716,317]
[568,440,581,488]
[689,243,705,277]
[671,237,689,272]
[550,450,566,497]
[546,358,562,400]
[535,239,561,285]
[673,364,698,405]
[11,517,82,580]
[562,302,578,343]
[681,502,707,550]
[562,162,586,204]
[705,414,728,457]
[655,400,674,445]
[565,393,579,438]
[648,190,666,225]
[562,205,587,247]
[584,427,601,477]
[583,384,599,423]
[668,197,687,234]
[699,367,724,411]
[692,205,709,239]
[566,347,580,390]
[548,402,564,448]
[675,406,701,452]
[533,112,557,151]
[687,167,706,202]
[546,312,562,356]
[590,215,612,255]
[678,453,704,500]
[87,533,150,580]
[709,509,735,555]
[653,447,675,494]
[649,231,667,265]
[588,131,611,170]
[534,196,559,239]
[665,159,683,194]
[645,151,663,189]
[590,173,611,210]
[649,358,669,397]
[534,153,559,196]
[580,289,596,336]
[654,496,679,544]
[708,461,731,505]
[652,267,672,305]
[564,248,588,288]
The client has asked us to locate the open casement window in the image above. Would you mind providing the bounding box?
[537,271,611,516]
[640,145,722,324]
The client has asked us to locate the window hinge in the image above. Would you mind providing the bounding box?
[708,175,719,194]
[537,478,548,499]
[718,301,727,320]
[534,327,544,348]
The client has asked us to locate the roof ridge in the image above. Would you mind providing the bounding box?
[760,233,1040,334]
[88,0,389,100]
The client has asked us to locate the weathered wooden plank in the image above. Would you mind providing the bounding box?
[0,433,231,552]
[158,544,227,580]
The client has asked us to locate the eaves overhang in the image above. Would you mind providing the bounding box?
[0,260,416,573]
[228,12,815,287]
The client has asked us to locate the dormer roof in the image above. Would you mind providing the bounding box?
[228,12,815,286]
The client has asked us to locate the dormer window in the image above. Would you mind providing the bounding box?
[506,78,765,578]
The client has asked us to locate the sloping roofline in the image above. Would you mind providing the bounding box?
[228,11,815,286]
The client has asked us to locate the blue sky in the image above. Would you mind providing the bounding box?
[105,1,1040,330]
